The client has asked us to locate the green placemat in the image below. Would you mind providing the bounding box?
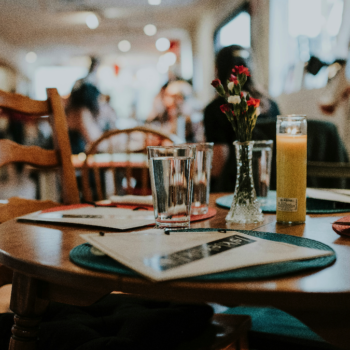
[216,190,350,214]
[70,229,335,281]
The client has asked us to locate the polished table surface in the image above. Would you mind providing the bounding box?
[1,193,350,349]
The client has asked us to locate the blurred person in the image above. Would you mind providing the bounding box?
[204,45,280,192]
[66,83,117,154]
[73,56,101,91]
[146,80,201,142]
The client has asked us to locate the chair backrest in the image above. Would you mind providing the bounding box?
[0,88,80,204]
[81,126,174,201]
[252,119,350,190]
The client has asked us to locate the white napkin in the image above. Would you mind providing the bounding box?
[306,188,350,204]
[110,195,153,206]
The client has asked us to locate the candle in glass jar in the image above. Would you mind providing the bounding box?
[276,116,307,224]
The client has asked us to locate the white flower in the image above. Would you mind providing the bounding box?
[228,95,241,104]
[228,82,234,91]
[256,107,261,116]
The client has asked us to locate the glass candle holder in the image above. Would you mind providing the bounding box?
[276,115,307,224]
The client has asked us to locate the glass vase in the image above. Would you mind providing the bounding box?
[226,141,264,224]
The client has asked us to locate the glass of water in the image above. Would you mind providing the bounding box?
[147,145,196,228]
[187,143,214,215]
[252,140,273,204]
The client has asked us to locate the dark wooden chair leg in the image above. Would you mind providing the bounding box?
[0,265,13,287]
[8,272,48,350]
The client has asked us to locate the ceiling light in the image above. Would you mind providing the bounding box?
[144,24,157,36]
[25,52,37,63]
[156,38,170,52]
[86,13,99,29]
[118,40,131,52]
[148,0,161,5]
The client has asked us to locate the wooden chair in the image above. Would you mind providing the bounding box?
[307,161,350,178]
[0,105,251,349]
[81,126,177,202]
[251,119,350,190]
[0,88,80,205]
[0,88,80,295]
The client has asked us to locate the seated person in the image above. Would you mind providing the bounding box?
[204,45,280,192]
[65,83,117,154]
[146,80,201,142]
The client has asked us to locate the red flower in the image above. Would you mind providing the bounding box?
[247,97,260,108]
[232,65,250,77]
[211,79,221,88]
[240,92,244,98]
[229,74,239,85]
[220,104,232,113]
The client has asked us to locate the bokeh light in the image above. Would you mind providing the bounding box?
[144,24,157,36]
[86,13,99,29]
[26,52,37,63]
[156,38,170,52]
[118,40,131,52]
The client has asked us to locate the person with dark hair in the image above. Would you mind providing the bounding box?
[73,56,101,91]
[146,80,203,142]
[66,83,104,154]
[204,45,280,192]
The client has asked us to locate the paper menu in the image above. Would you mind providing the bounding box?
[18,207,155,230]
[80,229,332,282]
[306,188,350,204]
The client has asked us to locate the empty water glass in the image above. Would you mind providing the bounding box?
[147,145,196,228]
[190,142,214,215]
[252,140,273,204]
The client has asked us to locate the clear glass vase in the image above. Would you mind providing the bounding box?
[226,141,264,224]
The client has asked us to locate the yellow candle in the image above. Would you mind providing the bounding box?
[276,134,307,223]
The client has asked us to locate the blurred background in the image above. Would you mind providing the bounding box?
[0,1,347,121]
[1,0,350,198]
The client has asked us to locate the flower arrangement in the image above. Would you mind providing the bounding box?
[211,65,260,142]
[211,65,264,223]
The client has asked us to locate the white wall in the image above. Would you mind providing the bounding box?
[190,0,248,105]
[0,37,30,93]
[250,0,270,92]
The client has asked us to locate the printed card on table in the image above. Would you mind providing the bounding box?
[81,229,332,282]
[18,207,155,230]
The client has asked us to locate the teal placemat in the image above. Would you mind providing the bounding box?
[70,229,336,281]
[216,191,350,214]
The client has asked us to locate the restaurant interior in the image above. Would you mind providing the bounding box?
[0,0,350,350]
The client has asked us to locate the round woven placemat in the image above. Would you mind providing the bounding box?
[216,191,350,214]
[70,229,335,281]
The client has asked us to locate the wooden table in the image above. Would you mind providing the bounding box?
[1,194,350,350]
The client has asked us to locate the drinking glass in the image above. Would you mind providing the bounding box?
[147,145,196,228]
[252,140,273,204]
[190,142,214,215]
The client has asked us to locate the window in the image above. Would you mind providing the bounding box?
[214,5,251,52]
[269,0,344,96]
